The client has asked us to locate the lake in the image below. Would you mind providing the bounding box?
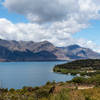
[0,61,74,89]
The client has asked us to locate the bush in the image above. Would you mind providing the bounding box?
[46,81,51,85]
[9,88,15,93]
[35,89,49,98]
[71,77,87,84]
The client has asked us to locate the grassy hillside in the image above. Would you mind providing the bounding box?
[53,59,100,76]
[0,80,100,100]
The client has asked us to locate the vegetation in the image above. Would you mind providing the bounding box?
[70,74,100,86]
[0,80,100,100]
[53,59,100,76]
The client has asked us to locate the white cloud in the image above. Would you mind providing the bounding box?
[0,18,86,42]
[3,0,78,23]
[77,38,100,53]
[3,0,100,23]
[0,18,88,43]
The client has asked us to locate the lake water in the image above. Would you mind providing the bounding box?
[0,61,74,89]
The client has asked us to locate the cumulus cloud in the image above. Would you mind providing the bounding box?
[3,0,78,23]
[3,0,100,23]
[0,18,86,43]
[0,0,100,52]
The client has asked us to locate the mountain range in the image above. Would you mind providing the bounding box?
[0,39,99,62]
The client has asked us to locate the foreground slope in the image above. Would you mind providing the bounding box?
[0,80,100,100]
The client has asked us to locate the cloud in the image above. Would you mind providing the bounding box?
[0,18,86,42]
[77,39,100,53]
[3,0,78,23]
[3,0,100,23]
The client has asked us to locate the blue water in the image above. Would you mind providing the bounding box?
[0,61,74,89]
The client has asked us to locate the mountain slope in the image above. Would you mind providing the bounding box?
[60,44,100,60]
[0,39,99,61]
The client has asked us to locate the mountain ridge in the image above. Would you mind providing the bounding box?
[0,39,99,61]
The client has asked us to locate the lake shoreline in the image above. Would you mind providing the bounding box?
[0,61,74,89]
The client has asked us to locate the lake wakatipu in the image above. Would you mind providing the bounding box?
[0,61,74,89]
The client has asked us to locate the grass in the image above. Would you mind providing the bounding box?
[0,78,99,100]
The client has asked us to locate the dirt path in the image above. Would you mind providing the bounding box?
[78,85,94,90]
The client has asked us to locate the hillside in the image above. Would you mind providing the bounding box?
[0,78,100,100]
[53,59,100,76]
[0,39,100,61]
[54,59,100,70]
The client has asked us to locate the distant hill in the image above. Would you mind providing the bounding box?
[54,59,100,70]
[0,39,100,61]
[60,44,100,59]
[53,59,100,76]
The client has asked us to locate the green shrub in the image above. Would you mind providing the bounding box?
[9,88,15,93]
[71,77,87,84]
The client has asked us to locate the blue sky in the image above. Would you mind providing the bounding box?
[0,0,100,52]
[74,20,100,45]
[0,1,28,23]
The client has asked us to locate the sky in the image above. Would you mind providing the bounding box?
[0,0,100,52]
